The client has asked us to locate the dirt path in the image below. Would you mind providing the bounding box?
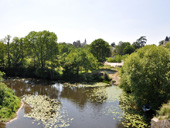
[103,61,123,85]
[109,72,120,85]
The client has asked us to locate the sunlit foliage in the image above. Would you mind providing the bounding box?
[0,82,21,121]
[120,45,170,109]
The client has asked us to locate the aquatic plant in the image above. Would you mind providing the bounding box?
[86,87,108,103]
[86,86,124,120]
[119,92,148,128]
[103,86,123,120]
[22,95,73,128]
[122,112,148,128]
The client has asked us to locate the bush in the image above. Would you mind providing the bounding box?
[157,100,170,119]
[0,83,21,121]
[107,55,122,63]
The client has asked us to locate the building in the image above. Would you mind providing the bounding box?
[73,39,87,48]
[163,36,170,46]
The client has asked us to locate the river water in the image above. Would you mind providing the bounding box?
[1,78,124,128]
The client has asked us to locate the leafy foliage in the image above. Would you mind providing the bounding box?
[157,100,170,119]
[62,48,99,81]
[58,42,74,55]
[0,82,21,121]
[123,45,135,54]
[120,45,170,109]
[132,36,147,49]
[114,42,130,55]
[107,55,122,63]
[165,42,170,48]
[90,38,110,62]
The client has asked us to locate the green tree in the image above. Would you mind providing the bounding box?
[132,36,147,49]
[58,43,74,55]
[24,30,58,79]
[5,35,11,69]
[10,37,24,68]
[165,42,170,48]
[62,48,98,80]
[90,38,110,62]
[120,45,170,109]
[24,30,58,69]
[114,41,130,55]
[123,45,135,54]
[111,42,115,47]
[159,40,164,46]
[0,40,6,69]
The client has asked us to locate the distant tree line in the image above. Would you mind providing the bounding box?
[107,36,147,63]
[113,36,147,55]
[0,31,110,82]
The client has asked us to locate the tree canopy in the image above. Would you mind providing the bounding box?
[114,41,130,55]
[120,45,170,109]
[132,36,147,49]
[90,38,110,62]
[62,48,98,81]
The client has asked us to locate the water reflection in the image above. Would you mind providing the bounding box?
[2,78,123,128]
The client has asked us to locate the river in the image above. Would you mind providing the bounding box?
[0,78,124,128]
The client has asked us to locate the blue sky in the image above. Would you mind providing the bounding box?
[0,0,170,45]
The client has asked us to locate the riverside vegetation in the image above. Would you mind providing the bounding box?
[119,45,170,128]
[0,71,21,121]
[0,30,113,124]
[2,30,167,128]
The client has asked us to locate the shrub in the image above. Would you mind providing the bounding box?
[0,83,21,121]
[107,55,122,63]
[157,100,170,119]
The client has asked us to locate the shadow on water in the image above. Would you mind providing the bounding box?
[2,78,124,128]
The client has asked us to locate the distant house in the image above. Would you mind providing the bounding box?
[163,36,170,46]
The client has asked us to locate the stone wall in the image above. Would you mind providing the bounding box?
[151,117,170,128]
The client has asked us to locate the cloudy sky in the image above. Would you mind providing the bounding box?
[0,0,170,45]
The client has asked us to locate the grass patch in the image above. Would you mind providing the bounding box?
[157,100,170,120]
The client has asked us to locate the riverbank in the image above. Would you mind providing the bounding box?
[0,83,21,124]
[6,100,24,124]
